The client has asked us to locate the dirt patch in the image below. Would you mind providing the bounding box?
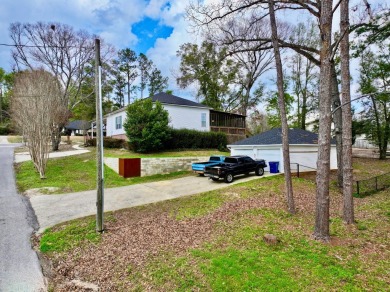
[36,158,390,291]
[39,192,287,291]
[24,187,61,197]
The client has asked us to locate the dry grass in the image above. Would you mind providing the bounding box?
[37,158,390,291]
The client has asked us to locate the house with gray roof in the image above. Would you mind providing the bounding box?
[228,128,337,173]
[105,92,246,142]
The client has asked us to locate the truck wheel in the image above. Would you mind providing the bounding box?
[256,167,264,176]
[224,172,234,183]
[211,177,219,181]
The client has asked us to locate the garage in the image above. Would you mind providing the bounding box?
[228,128,337,173]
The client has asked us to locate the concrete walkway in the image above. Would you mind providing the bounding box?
[14,144,90,163]
[30,173,275,233]
[15,148,90,163]
[0,136,9,144]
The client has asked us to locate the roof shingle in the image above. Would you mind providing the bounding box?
[231,128,335,145]
[150,92,209,108]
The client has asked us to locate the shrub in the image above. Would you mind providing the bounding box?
[165,129,227,150]
[123,99,170,153]
[85,137,125,148]
[0,121,12,135]
[0,125,11,135]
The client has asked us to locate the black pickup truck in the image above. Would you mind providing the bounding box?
[204,155,267,183]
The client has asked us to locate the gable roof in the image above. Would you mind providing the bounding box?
[231,128,335,145]
[104,93,209,117]
[150,92,209,108]
[65,120,91,130]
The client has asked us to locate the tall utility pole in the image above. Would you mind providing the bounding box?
[95,39,104,232]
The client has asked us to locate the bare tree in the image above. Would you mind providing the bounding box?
[288,21,320,130]
[186,0,361,241]
[269,0,295,214]
[231,27,275,115]
[11,70,67,178]
[247,109,270,135]
[9,22,114,150]
[187,1,344,188]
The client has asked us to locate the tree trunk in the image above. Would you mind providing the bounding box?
[127,72,131,105]
[372,98,384,158]
[0,88,2,123]
[331,63,343,187]
[51,126,62,151]
[340,0,354,224]
[314,0,333,241]
[268,0,295,214]
[380,106,390,160]
[301,92,307,130]
[382,117,390,159]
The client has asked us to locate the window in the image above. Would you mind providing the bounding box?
[115,116,122,130]
[201,113,206,127]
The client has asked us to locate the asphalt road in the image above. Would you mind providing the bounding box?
[0,138,46,292]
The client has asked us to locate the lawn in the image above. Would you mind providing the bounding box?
[37,158,390,291]
[103,148,229,158]
[15,148,228,194]
[7,135,23,143]
[15,152,192,194]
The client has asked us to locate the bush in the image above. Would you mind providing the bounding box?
[165,129,227,150]
[85,137,126,149]
[124,99,170,153]
[0,123,11,135]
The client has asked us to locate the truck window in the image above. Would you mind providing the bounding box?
[224,157,237,163]
[209,156,219,161]
[244,157,253,163]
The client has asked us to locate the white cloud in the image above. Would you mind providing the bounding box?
[145,0,170,19]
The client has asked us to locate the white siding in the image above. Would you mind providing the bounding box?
[106,110,127,137]
[330,146,337,169]
[229,144,338,173]
[163,104,210,131]
[105,104,210,138]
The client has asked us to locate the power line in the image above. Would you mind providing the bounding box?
[0,43,94,49]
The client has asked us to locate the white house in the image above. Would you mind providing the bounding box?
[228,128,338,173]
[105,92,211,140]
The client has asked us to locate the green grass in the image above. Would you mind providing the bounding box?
[166,175,284,221]
[135,208,361,291]
[170,191,229,220]
[103,148,229,158]
[38,158,389,290]
[7,135,23,143]
[15,152,191,194]
[40,214,114,253]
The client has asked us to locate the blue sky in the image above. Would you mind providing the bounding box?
[132,17,174,54]
[0,0,384,102]
[0,0,191,95]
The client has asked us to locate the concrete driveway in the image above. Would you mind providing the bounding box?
[30,173,275,233]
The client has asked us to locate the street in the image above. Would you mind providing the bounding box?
[0,137,46,292]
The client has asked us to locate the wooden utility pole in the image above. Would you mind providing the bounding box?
[95,38,104,232]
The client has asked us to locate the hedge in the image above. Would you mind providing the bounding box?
[0,125,11,135]
[165,129,227,150]
[86,137,126,149]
